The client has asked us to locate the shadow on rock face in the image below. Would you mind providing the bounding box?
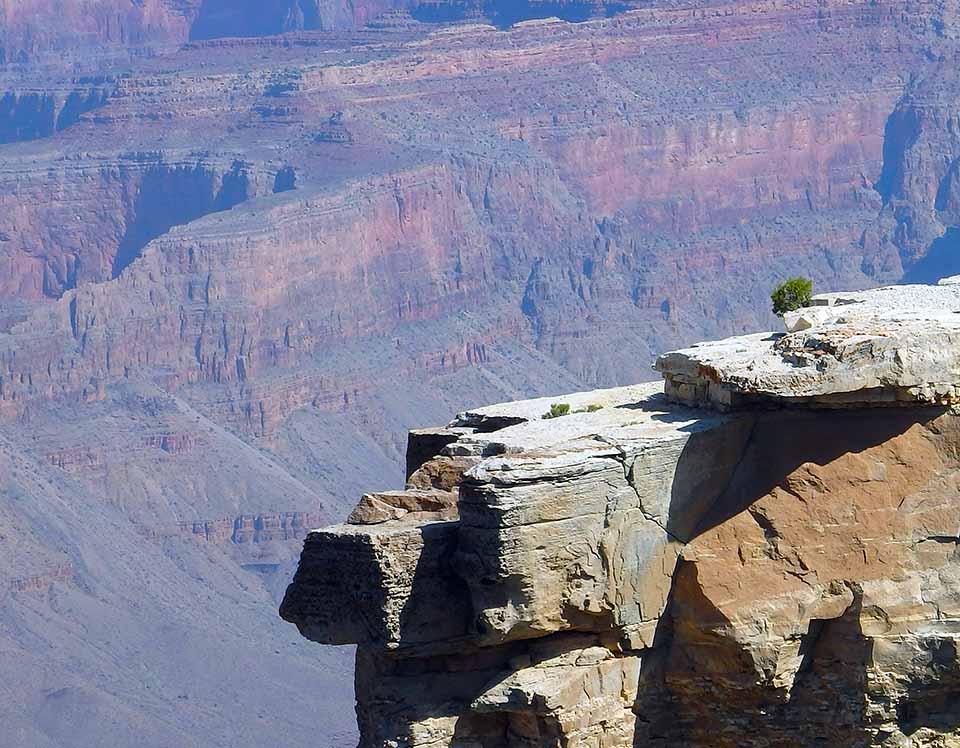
[396,522,475,646]
[293,401,955,746]
[111,162,252,280]
[628,405,954,748]
[279,518,473,649]
[901,227,960,285]
[633,569,878,748]
[897,638,960,736]
[689,407,949,537]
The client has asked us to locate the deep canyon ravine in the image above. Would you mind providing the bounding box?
[3,1,960,746]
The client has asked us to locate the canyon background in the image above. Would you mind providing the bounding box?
[2,1,960,746]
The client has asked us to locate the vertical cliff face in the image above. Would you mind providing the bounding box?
[0,154,272,299]
[875,65,960,283]
[282,283,960,747]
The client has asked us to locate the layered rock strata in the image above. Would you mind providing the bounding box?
[8,3,960,746]
[283,284,960,747]
[4,0,958,445]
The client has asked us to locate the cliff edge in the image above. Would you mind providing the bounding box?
[281,282,960,747]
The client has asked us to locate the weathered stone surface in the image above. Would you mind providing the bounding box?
[642,406,960,747]
[11,0,960,744]
[454,402,752,649]
[347,489,457,525]
[281,516,471,648]
[657,283,960,409]
[471,634,642,746]
[284,285,960,747]
[407,454,481,492]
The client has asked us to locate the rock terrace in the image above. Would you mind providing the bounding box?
[657,282,960,409]
[282,281,960,748]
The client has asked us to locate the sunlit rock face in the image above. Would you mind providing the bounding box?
[283,285,960,747]
[657,283,960,409]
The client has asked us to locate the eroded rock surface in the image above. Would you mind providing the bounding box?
[657,283,960,409]
[283,289,960,747]
[8,2,960,745]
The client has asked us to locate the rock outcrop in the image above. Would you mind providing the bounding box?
[283,283,960,747]
[657,283,960,409]
[8,3,960,746]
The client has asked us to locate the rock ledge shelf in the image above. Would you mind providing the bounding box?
[656,281,960,408]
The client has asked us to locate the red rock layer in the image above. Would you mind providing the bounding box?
[8,562,74,594]
[0,0,950,438]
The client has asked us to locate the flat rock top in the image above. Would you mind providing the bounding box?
[309,383,729,536]
[655,282,960,406]
[810,281,960,316]
[449,382,727,456]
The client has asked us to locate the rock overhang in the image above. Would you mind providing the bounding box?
[279,279,960,748]
[282,281,960,653]
[655,282,960,409]
[280,380,740,652]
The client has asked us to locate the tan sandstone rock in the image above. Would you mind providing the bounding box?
[282,282,960,748]
[657,283,960,409]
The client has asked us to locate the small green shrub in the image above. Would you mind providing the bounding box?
[543,403,571,419]
[584,404,604,413]
[771,277,813,316]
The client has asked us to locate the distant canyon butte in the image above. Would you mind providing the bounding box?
[2,1,960,746]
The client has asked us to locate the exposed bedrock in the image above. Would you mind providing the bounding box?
[282,286,960,747]
[6,2,960,744]
[656,283,960,409]
[0,82,113,144]
[2,0,956,438]
[875,63,960,283]
[0,152,276,299]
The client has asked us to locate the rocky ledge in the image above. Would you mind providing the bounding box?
[281,282,960,748]
[657,280,960,409]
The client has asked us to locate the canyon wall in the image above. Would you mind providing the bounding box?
[0,0,198,61]
[0,0,653,61]
[2,0,954,434]
[282,284,960,747]
[4,2,960,746]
